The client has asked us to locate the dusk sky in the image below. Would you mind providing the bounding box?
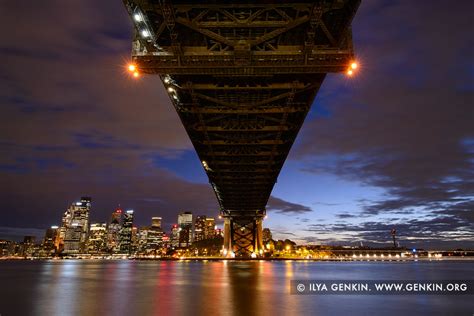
[1,1,473,249]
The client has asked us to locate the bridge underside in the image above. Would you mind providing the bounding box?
[124,0,360,257]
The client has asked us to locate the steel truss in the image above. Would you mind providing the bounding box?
[123,0,360,257]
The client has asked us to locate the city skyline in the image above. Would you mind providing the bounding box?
[1,0,473,250]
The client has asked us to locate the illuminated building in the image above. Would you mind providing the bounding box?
[205,217,216,239]
[22,236,36,257]
[107,207,122,253]
[58,208,73,251]
[178,212,193,247]
[119,210,134,254]
[170,224,179,248]
[0,240,14,257]
[195,216,216,241]
[42,226,59,254]
[63,197,91,254]
[131,226,139,254]
[138,226,149,253]
[162,233,170,249]
[87,223,108,254]
[194,216,206,242]
[263,228,272,244]
[146,217,163,254]
[151,217,162,229]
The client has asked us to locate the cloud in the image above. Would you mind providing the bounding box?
[0,0,191,153]
[293,1,474,218]
[303,211,474,249]
[267,196,313,215]
[335,213,358,219]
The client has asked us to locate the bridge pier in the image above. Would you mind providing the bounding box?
[223,216,263,258]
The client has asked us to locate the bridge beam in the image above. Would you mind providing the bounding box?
[123,0,360,258]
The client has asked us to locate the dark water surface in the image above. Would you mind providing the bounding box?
[0,260,472,315]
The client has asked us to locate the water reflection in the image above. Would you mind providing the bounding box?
[0,260,471,315]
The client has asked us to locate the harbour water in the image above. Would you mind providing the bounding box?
[0,260,472,315]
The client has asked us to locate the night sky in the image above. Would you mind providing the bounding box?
[1,1,473,249]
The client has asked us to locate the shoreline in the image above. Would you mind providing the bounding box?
[1,257,473,262]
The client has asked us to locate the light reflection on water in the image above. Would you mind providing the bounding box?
[0,260,472,315]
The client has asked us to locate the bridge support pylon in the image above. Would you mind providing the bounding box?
[223,215,263,258]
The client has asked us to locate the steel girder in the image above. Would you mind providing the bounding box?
[123,0,360,256]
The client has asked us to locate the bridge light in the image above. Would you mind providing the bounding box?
[133,71,139,78]
[128,64,136,72]
[347,69,353,76]
[351,62,358,69]
[141,29,151,38]
[133,13,142,22]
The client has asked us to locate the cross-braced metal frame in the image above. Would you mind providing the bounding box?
[123,0,360,257]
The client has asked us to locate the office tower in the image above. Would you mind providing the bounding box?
[58,209,72,249]
[151,217,162,229]
[87,223,108,254]
[107,207,122,253]
[178,212,193,247]
[194,216,206,242]
[63,197,91,254]
[262,228,272,244]
[205,217,216,239]
[162,233,170,249]
[119,210,134,254]
[42,226,59,254]
[147,217,163,254]
[138,226,149,254]
[131,226,139,254]
[170,224,179,248]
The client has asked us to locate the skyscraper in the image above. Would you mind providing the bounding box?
[194,216,206,242]
[195,216,216,242]
[151,217,162,229]
[119,210,134,254]
[138,226,149,254]
[205,217,216,239]
[42,226,59,255]
[87,223,108,254]
[107,207,122,253]
[147,217,163,254]
[62,197,91,254]
[170,224,179,248]
[178,212,193,247]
